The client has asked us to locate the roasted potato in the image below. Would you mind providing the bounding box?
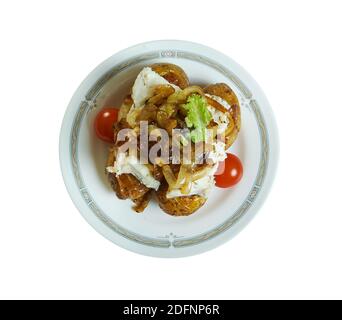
[205,83,239,106]
[205,83,241,149]
[156,182,206,216]
[106,148,151,212]
[151,63,190,89]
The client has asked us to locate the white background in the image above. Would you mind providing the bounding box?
[1,0,342,300]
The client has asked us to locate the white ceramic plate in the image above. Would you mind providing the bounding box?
[59,40,279,257]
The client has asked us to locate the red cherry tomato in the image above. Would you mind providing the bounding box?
[215,153,243,188]
[94,108,119,143]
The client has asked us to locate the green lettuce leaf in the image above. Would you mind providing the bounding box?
[183,94,212,143]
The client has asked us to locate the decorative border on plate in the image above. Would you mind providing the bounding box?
[70,98,170,248]
[70,51,269,248]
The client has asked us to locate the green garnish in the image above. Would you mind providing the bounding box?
[183,94,212,143]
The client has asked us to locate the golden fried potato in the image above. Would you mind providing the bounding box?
[131,190,152,213]
[205,83,241,149]
[156,182,206,216]
[151,63,190,89]
[106,148,151,212]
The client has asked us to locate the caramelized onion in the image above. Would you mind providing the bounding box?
[167,86,204,104]
[126,106,142,128]
[137,104,158,122]
[206,96,228,113]
[192,166,212,181]
[162,165,177,188]
[173,165,191,188]
[181,175,192,194]
[147,85,175,105]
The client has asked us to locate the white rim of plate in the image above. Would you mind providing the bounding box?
[59,40,279,258]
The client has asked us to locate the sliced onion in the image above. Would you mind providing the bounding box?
[162,165,176,188]
[180,176,192,194]
[167,86,204,105]
[126,106,143,128]
[173,165,190,188]
[206,96,228,113]
[147,85,175,105]
[192,166,212,181]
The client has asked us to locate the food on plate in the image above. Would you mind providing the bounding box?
[97,63,243,216]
